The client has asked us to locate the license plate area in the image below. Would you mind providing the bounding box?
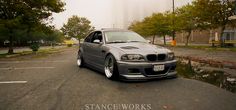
[153,65,165,72]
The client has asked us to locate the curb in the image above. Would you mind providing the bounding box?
[176,56,236,69]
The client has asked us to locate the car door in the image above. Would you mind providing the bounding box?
[89,31,106,69]
[83,32,94,63]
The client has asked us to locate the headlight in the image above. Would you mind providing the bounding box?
[121,54,145,61]
[167,52,175,60]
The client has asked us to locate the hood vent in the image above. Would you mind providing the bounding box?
[120,46,139,49]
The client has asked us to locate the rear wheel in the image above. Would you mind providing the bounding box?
[77,52,84,67]
[104,55,119,80]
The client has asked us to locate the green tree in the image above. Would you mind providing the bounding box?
[46,29,64,47]
[129,21,148,36]
[150,12,172,45]
[129,13,172,45]
[192,0,235,46]
[0,0,65,54]
[61,15,95,43]
[175,4,197,46]
[130,18,156,43]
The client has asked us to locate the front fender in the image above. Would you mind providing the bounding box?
[104,46,125,61]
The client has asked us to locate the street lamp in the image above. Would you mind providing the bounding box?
[171,0,176,46]
[172,0,175,40]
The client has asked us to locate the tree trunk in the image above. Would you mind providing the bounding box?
[27,25,32,44]
[163,35,166,45]
[8,30,14,54]
[219,26,226,47]
[51,42,55,48]
[152,35,155,44]
[210,29,215,47]
[185,31,191,46]
[78,39,81,47]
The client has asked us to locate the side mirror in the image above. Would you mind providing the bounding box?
[93,39,102,44]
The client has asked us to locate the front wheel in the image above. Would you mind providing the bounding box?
[77,52,84,67]
[104,55,119,80]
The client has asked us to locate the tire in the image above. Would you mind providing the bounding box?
[77,52,84,67]
[104,54,119,80]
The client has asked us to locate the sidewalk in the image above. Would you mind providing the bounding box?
[0,46,66,54]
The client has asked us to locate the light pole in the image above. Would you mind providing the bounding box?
[172,0,176,46]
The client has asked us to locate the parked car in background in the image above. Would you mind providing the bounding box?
[77,29,177,80]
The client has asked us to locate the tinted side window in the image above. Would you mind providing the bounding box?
[91,31,103,43]
[84,32,94,42]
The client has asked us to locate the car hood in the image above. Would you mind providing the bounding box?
[107,42,171,55]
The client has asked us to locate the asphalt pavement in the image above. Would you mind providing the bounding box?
[0,47,235,110]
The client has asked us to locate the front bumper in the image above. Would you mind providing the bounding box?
[117,60,177,80]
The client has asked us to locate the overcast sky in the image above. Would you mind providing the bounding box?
[52,0,193,29]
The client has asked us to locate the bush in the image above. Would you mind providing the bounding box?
[30,43,40,52]
[67,44,72,47]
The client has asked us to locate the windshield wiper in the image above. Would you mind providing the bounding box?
[128,41,144,43]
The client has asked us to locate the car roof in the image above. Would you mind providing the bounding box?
[97,28,132,32]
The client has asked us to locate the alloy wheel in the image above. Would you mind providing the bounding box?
[104,56,114,78]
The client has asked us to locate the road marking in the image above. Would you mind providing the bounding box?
[0,67,55,70]
[0,60,69,63]
[0,81,27,84]
[0,68,11,70]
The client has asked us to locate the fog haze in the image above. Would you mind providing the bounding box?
[52,0,193,29]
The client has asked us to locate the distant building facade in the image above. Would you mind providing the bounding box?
[175,0,236,46]
[175,27,236,46]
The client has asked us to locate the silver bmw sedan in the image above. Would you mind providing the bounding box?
[77,29,177,80]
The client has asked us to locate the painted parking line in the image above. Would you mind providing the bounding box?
[0,67,55,70]
[0,81,27,84]
[0,60,69,63]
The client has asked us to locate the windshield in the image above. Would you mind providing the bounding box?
[104,31,147,43]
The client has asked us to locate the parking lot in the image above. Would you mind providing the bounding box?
[0,48,236,110]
